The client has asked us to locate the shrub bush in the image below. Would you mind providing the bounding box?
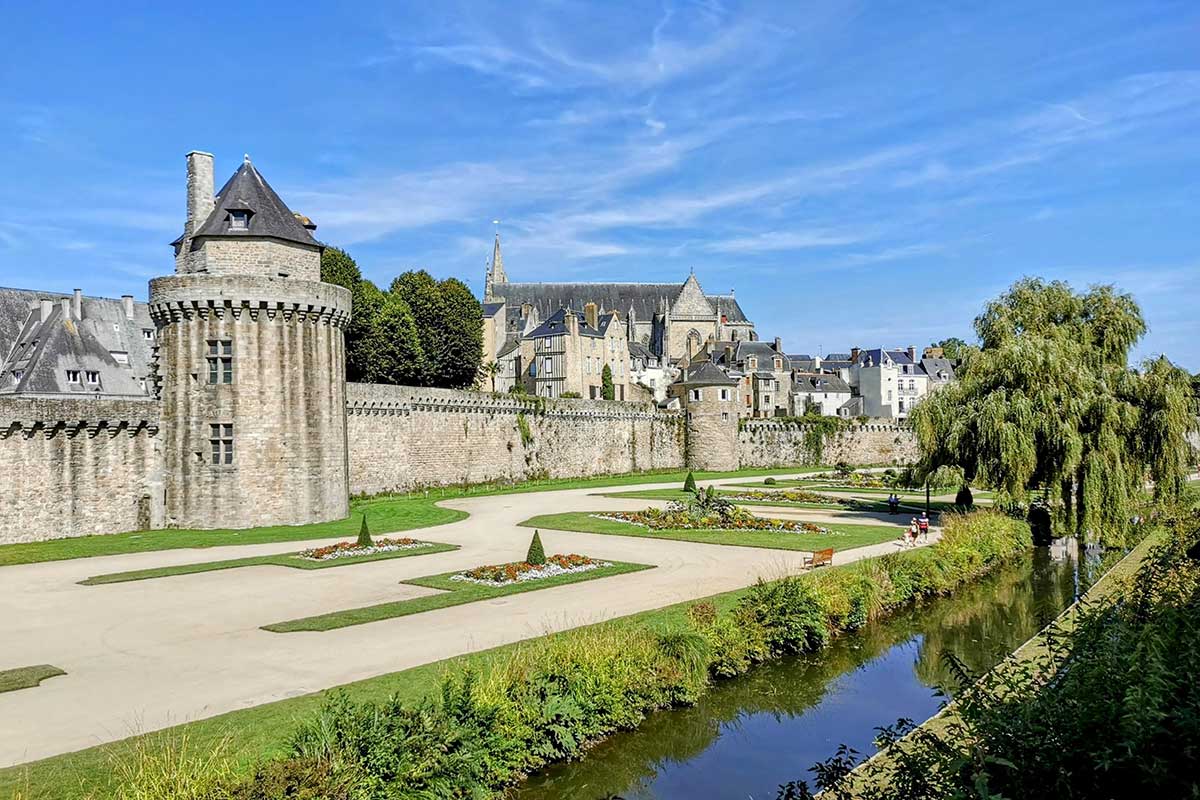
[764,476,777,485]
[953,485,974,510]
[355,516,372,548]
[525,531,546,566]
[683,471,697,493]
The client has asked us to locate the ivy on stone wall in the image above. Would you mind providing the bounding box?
[516,412,534,447]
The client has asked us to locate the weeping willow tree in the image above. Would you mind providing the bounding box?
[911,278,1194,545]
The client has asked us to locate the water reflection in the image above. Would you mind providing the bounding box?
[514,545,1112,800]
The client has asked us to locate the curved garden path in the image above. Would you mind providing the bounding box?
[0,475,933,768]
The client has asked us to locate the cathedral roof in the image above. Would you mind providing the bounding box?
[494,280,751,330]
[187,158,320,249]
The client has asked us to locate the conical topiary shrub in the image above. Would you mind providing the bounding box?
[526,530,546,565]
[356,515,373,548]
[683,471,697,494]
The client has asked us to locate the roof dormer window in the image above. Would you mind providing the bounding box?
[228,210,252,231]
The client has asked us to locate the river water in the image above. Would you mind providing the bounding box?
[515,542,1109,800]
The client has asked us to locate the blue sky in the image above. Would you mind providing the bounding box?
[1,1,1197,368]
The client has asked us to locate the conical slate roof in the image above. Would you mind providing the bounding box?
[191,158,320,248]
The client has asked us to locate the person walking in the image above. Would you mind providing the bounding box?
[918,512,930,543]
[887,493,899,514]
[908,518,919,548]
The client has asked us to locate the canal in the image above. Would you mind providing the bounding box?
[515,542,1110,799]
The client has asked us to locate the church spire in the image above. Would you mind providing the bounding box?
[484,225,507,300]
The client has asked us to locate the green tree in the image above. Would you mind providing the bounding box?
[525,531,546,565]
[601,364,615,400]
[683,471,697,494]
[931,336,968,360]
[356,515,373,548]
[345,279,386,382]
[361,293,427,386]
[479,360,501,392]
[911,278,1195,545]
[320,246,362,292]
[390,270,483,389]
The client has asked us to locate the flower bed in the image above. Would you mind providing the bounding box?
[297,538,432,561]
[450,553,611,587]
[594,507,831,535]
[727,489,862,507]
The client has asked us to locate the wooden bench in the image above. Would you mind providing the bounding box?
[804,548,834,569]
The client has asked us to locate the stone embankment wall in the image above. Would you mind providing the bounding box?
[346,384,687,496]
[0,397,163,544]
[738,420,918,468]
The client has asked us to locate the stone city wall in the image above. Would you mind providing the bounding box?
[0,396,164,544]
[346,384,687,496]
[738,420,918,468]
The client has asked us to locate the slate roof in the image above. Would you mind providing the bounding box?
[825,352,851,361]
[628,341,655,362]
[481,301,505,318]
[793,373,851,394]
[676,361,738,387]
[920,357,955,381]
[493,281,751,331]
[857,348,915,367]
[180,159,320,250]
[819,359,853,372]
[838,396,865,416]
[0,287,155,397]
[525,307,604,340]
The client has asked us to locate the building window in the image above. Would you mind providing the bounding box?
[763,394,771,405]
[774,358,782,370]
[585,358,591,375]
[690,388,702,401]
[747,357,757,370]
[85,370,100,384]
[887,390,893,401]
[722,412,730,421]
[209,423,234,465]
[719,388,730,401]
[143,329,155,341]
[66,369,81,383]
[229,210,251,231]
[207,340,233,384]
[543,357,553,376]
[11,369,23,381]
[110,351,129,365]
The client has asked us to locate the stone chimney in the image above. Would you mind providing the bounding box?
[521,302,533,320]
[906,345,917,361]
[39,299,53,320]
[72,289,82,320]
[60,298,71,320]
[121,295,135,320]
[565,309,579,337]
[773,336,783,352]
[185,151,215,238]
[584,302,599,330]
[724,345,734,364]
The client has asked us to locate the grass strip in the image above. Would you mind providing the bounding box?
[78,542,460,586]
[598,486,957,513]
[262,560,654,633]
[0,665,66,695]
[0,467,832,568]
[521,511,903,552]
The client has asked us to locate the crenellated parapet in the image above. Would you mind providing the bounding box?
[148,275,351,329]
[0,397,160,439]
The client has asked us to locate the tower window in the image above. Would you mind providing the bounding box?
[66,369,81,383]
[690,389,702,401]
[210,423,234,465]
[143,329,154,341]
[207,340,233,384]
[228,210,251,231]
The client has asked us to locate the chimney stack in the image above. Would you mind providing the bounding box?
[60,298,71,320]
[39,299,53,320]
[850,347,860,363]
[774,336,783,353]
[724,345,734,364]
[906,345,917,361]
[72,289,82,320]
[185,151,215,237]
[565,309,579,337]
[584,302,599,330]
[121,295,135,320]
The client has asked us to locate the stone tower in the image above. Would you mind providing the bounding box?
[150,152,351,529]
[484,232,507,300]
[672,362,739,471]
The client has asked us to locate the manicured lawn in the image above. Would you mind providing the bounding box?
[521,511,904,552]
[0,467,832,569]
[262,560,654,633]
[0,665,66,695]
[78,542,460,586]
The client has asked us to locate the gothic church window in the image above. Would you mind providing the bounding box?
[209,423,234,465]
[207,340,233,384]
